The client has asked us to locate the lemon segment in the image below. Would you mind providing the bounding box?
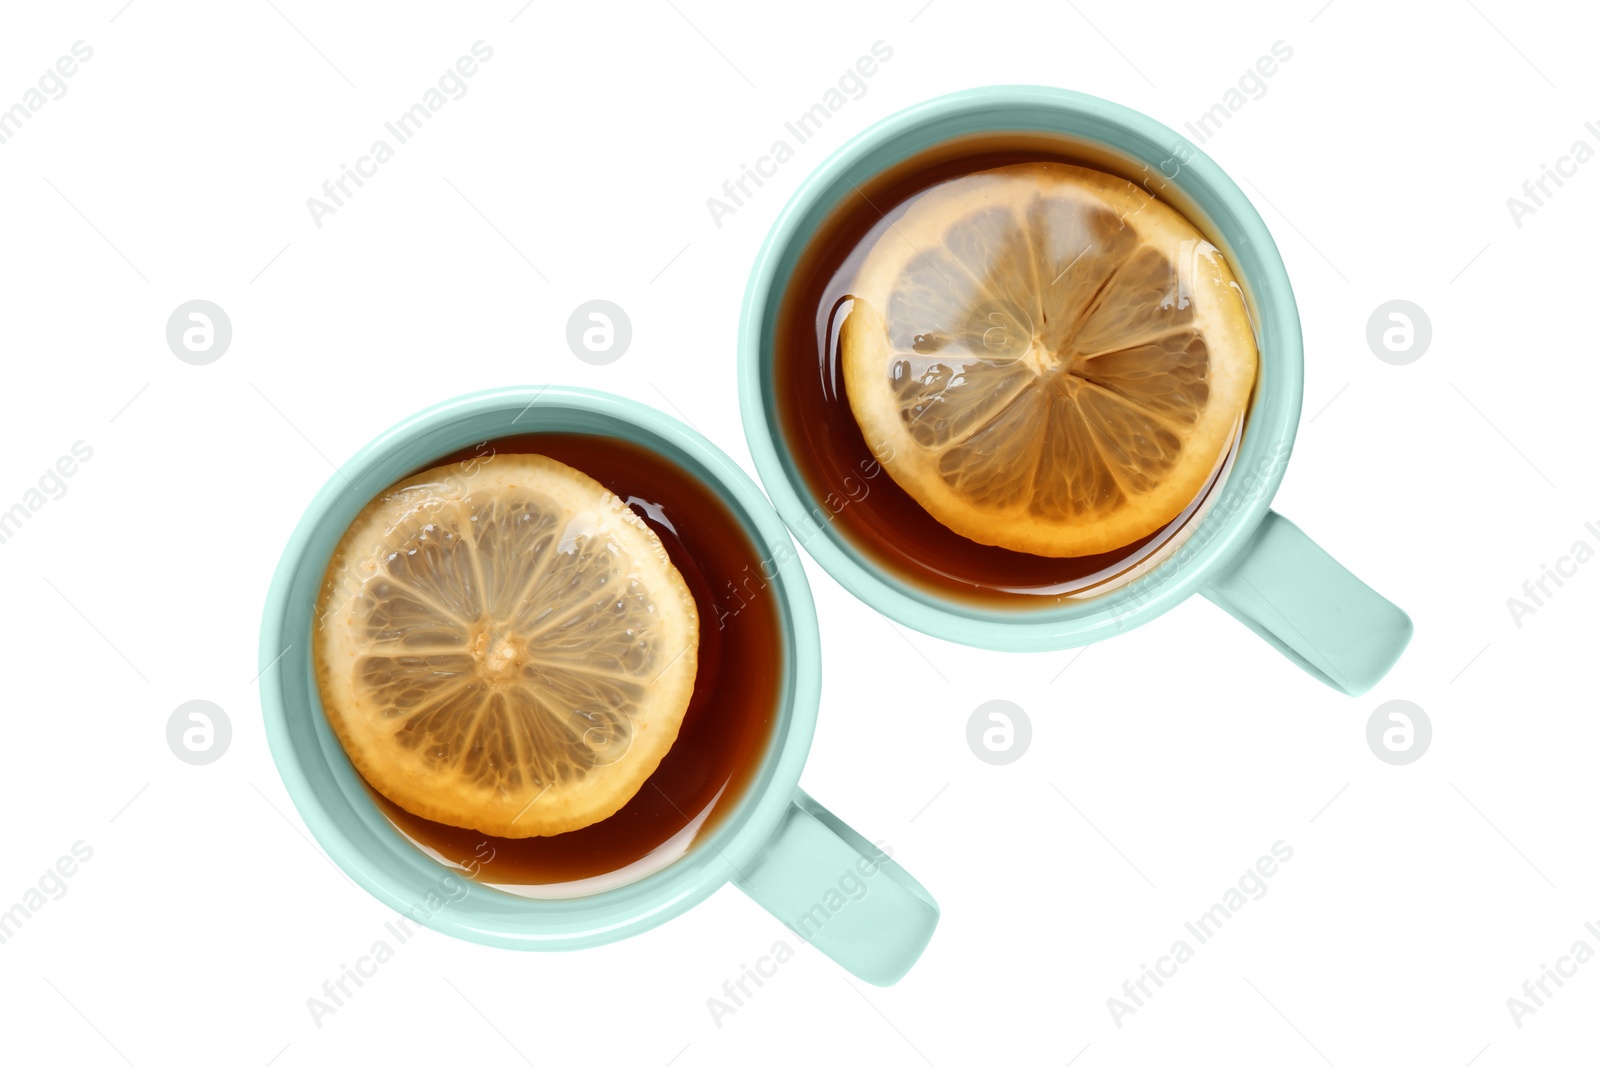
[842,163,1257,557]
[313,454,699,838]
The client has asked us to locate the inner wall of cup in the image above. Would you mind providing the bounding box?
[279,401,799,907]
[755,95,1295,616]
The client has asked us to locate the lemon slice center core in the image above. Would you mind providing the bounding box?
[470,627,525,685]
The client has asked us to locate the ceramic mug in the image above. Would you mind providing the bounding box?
[739,85,1412,696]
[259,386,938,985]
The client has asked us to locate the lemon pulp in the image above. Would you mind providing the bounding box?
[313,454,699,838]
[842,162,1257,558]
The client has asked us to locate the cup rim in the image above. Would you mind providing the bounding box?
[737,84,1305,650]
[259,386,821,950]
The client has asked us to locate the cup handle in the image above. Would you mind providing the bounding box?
[1202,510,1413,695]
[735,790,938,986]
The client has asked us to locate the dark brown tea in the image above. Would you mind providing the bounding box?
[772,132,1249,607]
[362,432,783,895]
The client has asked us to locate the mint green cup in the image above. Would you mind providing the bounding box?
[259,387,938,985]
[739,85,1412,696]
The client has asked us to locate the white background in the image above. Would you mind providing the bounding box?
[1,1,1596,1064]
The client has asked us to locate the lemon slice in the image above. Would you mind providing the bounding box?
[842,162,1257,557]
[313,454,699,838]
